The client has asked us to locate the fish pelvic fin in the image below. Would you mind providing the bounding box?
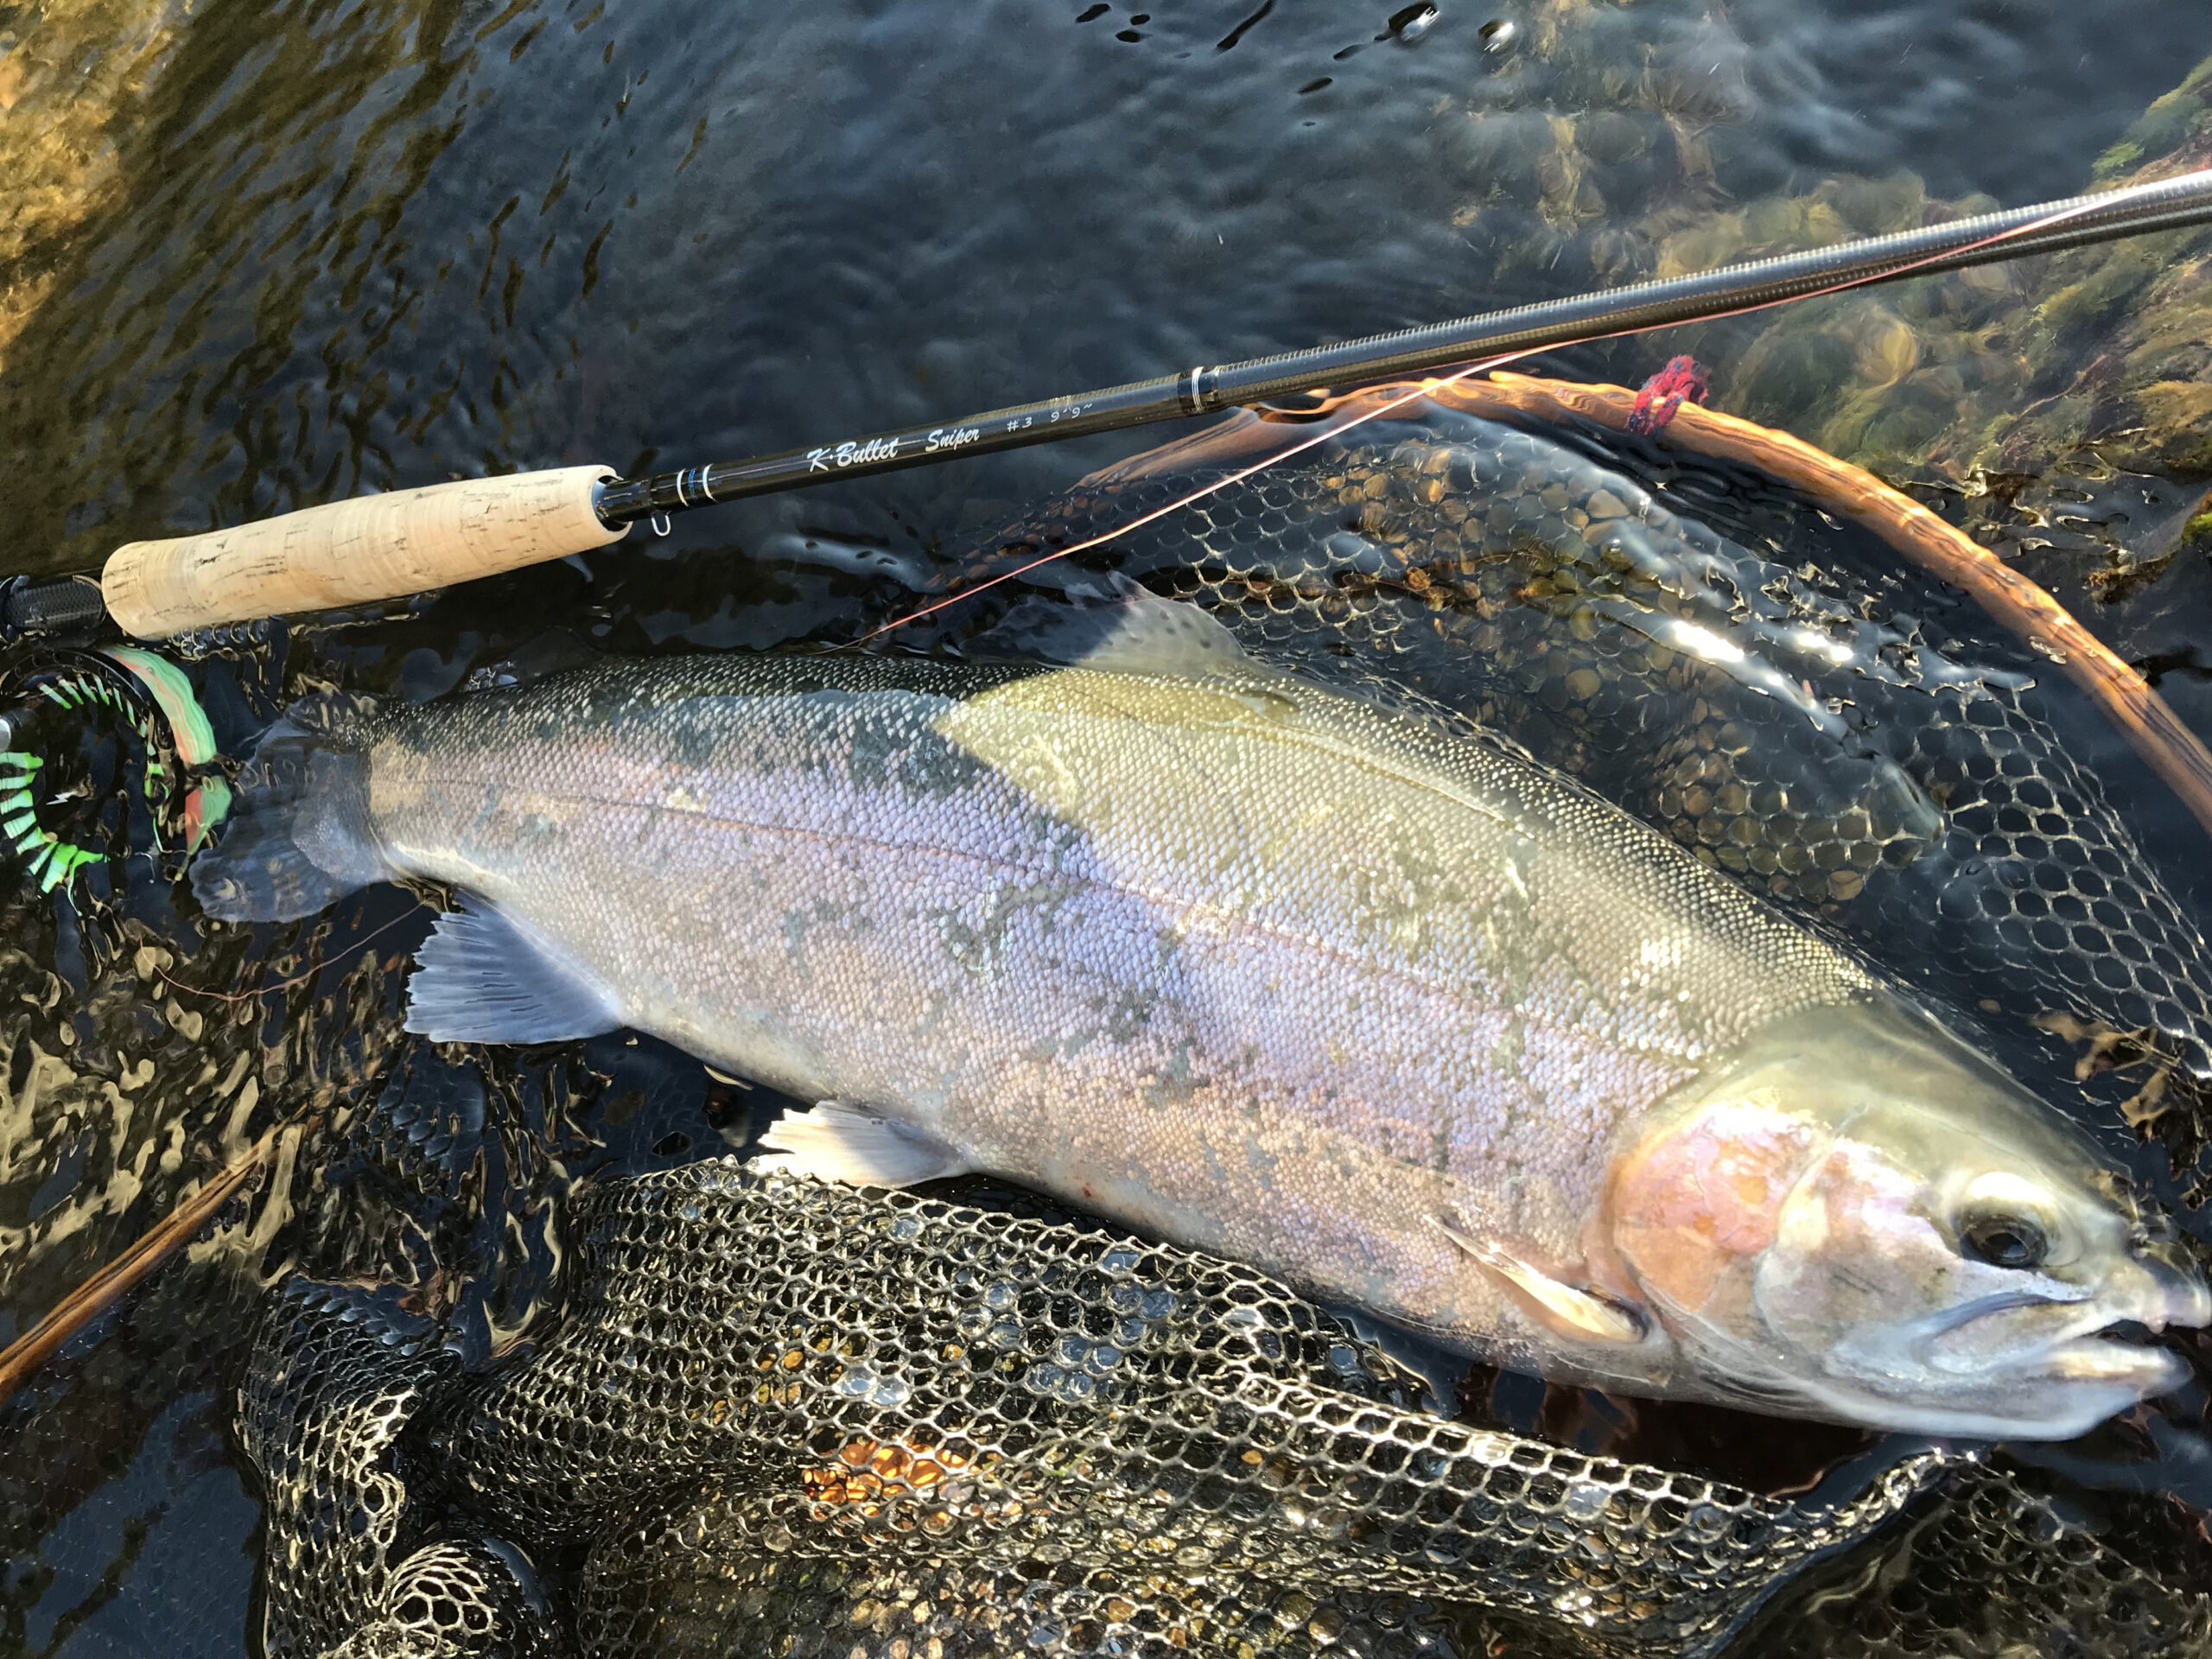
[191,692,388,923]
[1433,1217,1648,1345]
[404,897,622,1044]
[754,1101,974,1191]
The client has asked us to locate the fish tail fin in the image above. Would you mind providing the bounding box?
[190,692,391,922]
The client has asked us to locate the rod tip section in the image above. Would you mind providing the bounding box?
[100,466,629,639]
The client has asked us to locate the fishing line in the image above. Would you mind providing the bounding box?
[843,354,1532,646]
[155,898,432,1003]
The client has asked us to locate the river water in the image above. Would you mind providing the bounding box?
[0,0,2202,576]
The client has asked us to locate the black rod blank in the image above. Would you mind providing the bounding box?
[591,166,2212,527]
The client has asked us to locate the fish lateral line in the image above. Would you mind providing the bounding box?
[385,797,1667,1058]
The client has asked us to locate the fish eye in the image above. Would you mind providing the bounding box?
[1959,1213,2049,1272]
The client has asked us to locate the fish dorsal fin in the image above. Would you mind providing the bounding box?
[1073,589,1264,680]
[753,1100,973,1190]
[404,897,623,1044]
[1433,1217,1648,1345]
[976,583,1273,683]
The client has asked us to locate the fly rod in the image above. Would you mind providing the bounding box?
[19,164,2212,641]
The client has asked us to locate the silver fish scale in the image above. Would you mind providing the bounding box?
[948,404,2212,1179]
[365,648,1866,1357]
[239,1165,1952,1659]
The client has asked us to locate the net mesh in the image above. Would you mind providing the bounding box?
[236,1163,2212,1658]
[244,1164,1966,1659]
[238,1281,565,1659]
[1770,1462,2212,1658]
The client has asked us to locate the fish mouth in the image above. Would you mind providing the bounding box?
[1947,1243,2211,1399]
[2036,1320,2190,1391]
[1924,1293,2199,1402]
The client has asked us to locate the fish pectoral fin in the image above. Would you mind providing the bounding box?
[403,896,623,1044]
[753,1101,974,1191]
[1433,1217,1647,1345]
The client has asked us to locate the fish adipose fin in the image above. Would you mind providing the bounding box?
[1433,1217,1647,1344]
[404,897,623,1044]
[753,1101,974,1189]
[191,693,390,923]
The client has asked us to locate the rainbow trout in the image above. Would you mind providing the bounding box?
[196,619,2207,1438]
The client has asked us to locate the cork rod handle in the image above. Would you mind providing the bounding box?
[100,465,629,638]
